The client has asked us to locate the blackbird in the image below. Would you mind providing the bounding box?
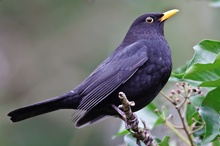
[8,9,178,127]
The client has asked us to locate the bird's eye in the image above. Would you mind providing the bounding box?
[145,17,154,23]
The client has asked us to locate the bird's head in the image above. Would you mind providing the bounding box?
[123,9,179,45]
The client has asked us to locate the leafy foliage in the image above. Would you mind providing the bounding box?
[116,40,220,145]
[199,88,220,145]
[156,136,170,146]
[172,39,220,145]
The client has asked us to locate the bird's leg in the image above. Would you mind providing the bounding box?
[111,104,138,130]
[126,113,139,130]
[117,92,157,146]
[117,92,139,130]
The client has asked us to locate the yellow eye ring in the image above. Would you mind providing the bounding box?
[145,17,154,23]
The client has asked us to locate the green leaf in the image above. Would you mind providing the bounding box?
[199,106,219,145]
[200,78,220,87]
[202,87,220,112]
[171,63,188,79]
[181,40,220,87]
[184,53,220,86]
[158,136,170,146]
[188,40,220,68]
[171,40,220,88]
[186,96,205,126]
[212,139,220,146]
[199,88,220,145]
[114,129,129,138]
[186,104,198,126]
[170,40,220,145]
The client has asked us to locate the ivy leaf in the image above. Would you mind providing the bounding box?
[113,129,129,138]
[172,40,220,88]
[199,106,219,145]
[187,40,220,68]
[158,136,170,146]
[212,139,220,146]
[199,88,220,145]
[183,53,220,87]
[186,96,205,126]
[171,63,188,79]
[183,40,220,86]
[172,39,220,79]
[170,40,220,145]
[202,87,220,112]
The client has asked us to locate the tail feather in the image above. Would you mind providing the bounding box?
[75,110,108,128]
[8,92,79,122]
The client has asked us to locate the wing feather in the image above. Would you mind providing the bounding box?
[72,41,149,122]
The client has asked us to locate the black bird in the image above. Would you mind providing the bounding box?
[8,9,178,127]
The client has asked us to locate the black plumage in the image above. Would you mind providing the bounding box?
[8,9,178,127]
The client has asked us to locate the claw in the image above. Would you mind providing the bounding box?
[127,114,139,130]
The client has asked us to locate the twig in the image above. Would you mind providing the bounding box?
[160,91,176,105]
[165,119,191,145]
[176,109,194,146]
[117,92,158,146]
[155,107,190,145]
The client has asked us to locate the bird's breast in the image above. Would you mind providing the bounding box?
[118,47,172,111]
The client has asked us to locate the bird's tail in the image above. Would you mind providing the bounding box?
[8,92,79,122]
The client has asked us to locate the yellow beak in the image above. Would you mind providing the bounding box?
[160,9,179,22]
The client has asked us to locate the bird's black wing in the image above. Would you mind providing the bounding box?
[72,40,149,122]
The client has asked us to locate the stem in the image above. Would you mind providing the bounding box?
[160,91,176,105]
[177,109,194,146]
[165,119,191,146]
[161,90,194,146]
[177,98,187,109]
[166,120,183,129]
[189,124,205,135]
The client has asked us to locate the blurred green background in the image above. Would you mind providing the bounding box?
[1,0,220,146]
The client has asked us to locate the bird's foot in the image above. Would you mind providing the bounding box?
[131,123,153,146]
[111,104,139,130]
[126,113,139,130]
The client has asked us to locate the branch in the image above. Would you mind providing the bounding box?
[176,108,194,146]
[117,92,158,146]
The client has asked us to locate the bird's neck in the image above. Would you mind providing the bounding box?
[121,31,165,48]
